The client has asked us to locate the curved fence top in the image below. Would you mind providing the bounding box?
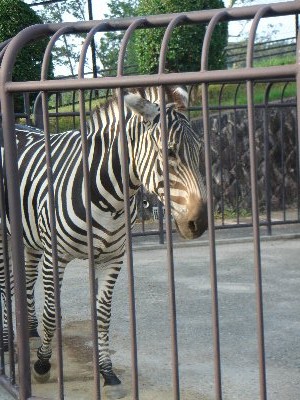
[0,0,299,92]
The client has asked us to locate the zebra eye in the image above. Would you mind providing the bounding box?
[168,147,177,159]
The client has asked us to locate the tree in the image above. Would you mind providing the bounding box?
[0,0,52,82]
[226,0,254,7]
[99,0,139,76]
[134,0,228,74]
[36,0,87,76]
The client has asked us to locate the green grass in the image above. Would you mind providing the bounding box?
[48,97,109,133]
[253,54,296,68]
[214,208,251,220]
[188,53,296,113]
[19,51,297,131]
[188,80,296,117]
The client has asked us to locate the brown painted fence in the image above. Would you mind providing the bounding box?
[0,2,299,400]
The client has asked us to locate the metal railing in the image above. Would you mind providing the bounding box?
[26,80,300,243]
[0,2,299,400]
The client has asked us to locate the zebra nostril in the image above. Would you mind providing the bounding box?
[188,220,197,233]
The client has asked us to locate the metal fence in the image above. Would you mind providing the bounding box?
[0,2,299,400]
[29,80,300,243]
[226,36,297,68]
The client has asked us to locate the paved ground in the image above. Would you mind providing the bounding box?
[1,224,300,399]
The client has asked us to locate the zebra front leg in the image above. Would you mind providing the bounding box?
[25,249,42,342]
[96,262,126,399]
[33,253,66,383]
[0,236,14,352]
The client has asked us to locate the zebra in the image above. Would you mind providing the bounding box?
[0,86,207,398]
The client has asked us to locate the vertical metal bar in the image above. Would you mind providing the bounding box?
[117,19,147,400]
[72,90,76,129]
[159,85,180,400]
[263,84,272,236]
[280,106,286,221]
[140,186,145,234]
[246,7,270,400]
[296,31,300,222]
[41,25,76,400]
[158,201,164,245]
[41,90,65,399]
[78,23,111,400]
[234,84,240,225]
[24,92,31,126]
[280,83,289,222]
[158,15,190,400]
[55,92,60,133]
[218,84,225,226]
[201,11,228,400]
[78,89,101,400]
[0,90,31,400]
[117,88,139,400]
[0,297,4,376]
[87,0,98,79]
[246,79,267,400]
[0,152,15,382]
[202,83,222,400]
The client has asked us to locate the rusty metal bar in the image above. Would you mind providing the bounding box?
[296,29,300,226]
[246,6,270,400]
[116,18,151,400]
[117,87,140,399]
[218,84,226,226]
[78,88,101,399]
[158,14,191,400]
[264,83,273,235]
[78,22,112,400]
[158,202,165,245]
[201,10,228,400]
[233,83,242,225]
[0,150,15,383]
[4,65,298,93]
[0,80,32,400]
[41,26,76,400]
[8,0,300,38]
[280,82,290,221]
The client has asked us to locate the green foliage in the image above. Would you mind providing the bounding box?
[37,0,86,76]
[99,0,138,75]
[0,0,51,82]
[135,0,228,74]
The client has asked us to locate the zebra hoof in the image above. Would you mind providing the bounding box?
[103,383,126,399]
[2,343,9,352]
[33,360,51,383]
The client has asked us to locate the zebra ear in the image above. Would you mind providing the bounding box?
[170,85,189,111]
[124,93,159,121]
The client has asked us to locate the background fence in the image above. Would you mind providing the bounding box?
[10,78,300,243]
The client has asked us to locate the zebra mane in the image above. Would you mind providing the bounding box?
[90,86,188,127]
[97,86,188,109]
[124,86,188,111]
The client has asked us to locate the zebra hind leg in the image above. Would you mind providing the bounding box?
[0,235,14,353]
[25,249,43,349]
[96,262,127,399]
[33,253,66,383]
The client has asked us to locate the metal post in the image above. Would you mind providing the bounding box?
[264,84,272,236]
[87,0,98,79]
[0,90,32,400]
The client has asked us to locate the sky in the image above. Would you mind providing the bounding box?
[29,0,296,75]
[90,0,297,41]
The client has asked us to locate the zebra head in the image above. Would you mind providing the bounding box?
[125,87,208,239]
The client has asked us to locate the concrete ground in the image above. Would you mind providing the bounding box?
[1,224,300,399]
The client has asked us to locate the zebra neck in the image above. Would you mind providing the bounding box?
[87,101,141,212]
